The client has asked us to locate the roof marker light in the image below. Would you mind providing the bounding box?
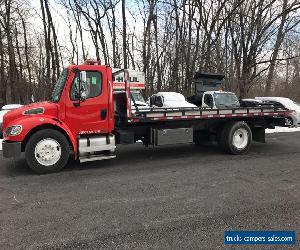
[84,59,101,65]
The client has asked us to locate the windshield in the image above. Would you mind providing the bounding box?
[214,93,240,108]
[131,91,146,103]
[51,68,69,102]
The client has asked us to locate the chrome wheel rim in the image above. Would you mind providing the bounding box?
[34,138,61,166]
[232,128,249,150]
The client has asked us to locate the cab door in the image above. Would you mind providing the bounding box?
[64,68,109,136]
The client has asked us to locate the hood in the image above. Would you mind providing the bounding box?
[3,102,58,128]
[164,100,197,108]
[158,92,186,102]
[1,104,23,110]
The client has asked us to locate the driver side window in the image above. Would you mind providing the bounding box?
[70,71,102,101]
[204,94,213,107]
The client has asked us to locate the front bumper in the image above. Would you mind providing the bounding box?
[2,141,21,158]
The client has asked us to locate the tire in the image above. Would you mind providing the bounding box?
[25,129,70,174]
[285,117,294,127]
[218,121,252,154]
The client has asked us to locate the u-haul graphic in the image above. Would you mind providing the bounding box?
[112,68,145,90]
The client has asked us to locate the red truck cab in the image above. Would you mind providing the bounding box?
[2,61,116,173]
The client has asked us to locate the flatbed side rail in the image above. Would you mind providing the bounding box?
[128,107,291,123]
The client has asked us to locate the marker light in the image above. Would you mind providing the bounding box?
[84,59,101,65]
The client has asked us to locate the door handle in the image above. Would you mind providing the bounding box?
[100,109,107,120]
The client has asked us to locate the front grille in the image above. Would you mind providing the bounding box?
[5,126,12,136]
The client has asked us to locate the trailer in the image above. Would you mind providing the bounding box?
[112,68,148,109]
[1,60,291,174]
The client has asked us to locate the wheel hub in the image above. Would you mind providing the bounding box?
[34,139,61,166]
[232,128,249,149]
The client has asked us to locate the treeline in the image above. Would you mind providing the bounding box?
[1,0,300,106]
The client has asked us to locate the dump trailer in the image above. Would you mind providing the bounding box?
[1,60,291,174]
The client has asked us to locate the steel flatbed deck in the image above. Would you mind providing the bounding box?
[128,106,290,123]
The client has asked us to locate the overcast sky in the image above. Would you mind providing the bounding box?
[28,0,145,66]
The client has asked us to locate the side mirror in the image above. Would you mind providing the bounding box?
[150,97,154,106]
[80,91,88,101]
[158,98,163,107]
[79,71,88,101]
[80,71,87,83]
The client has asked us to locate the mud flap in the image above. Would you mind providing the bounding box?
[252,127,265,143]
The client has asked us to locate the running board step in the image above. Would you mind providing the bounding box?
[79,154,116,163]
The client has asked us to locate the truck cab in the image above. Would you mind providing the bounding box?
[201,91,240,109]
[2,60,116,173]
[188,72,240,109]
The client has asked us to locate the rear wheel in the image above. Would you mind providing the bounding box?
[25,129,70,174]
[218,121,252,154]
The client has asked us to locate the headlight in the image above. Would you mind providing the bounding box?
[6,125,22,136]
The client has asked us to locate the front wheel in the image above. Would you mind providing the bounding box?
[25,129,70,174]
[218,121,252,154]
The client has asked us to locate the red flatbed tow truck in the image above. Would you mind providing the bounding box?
[1,60,291,174]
